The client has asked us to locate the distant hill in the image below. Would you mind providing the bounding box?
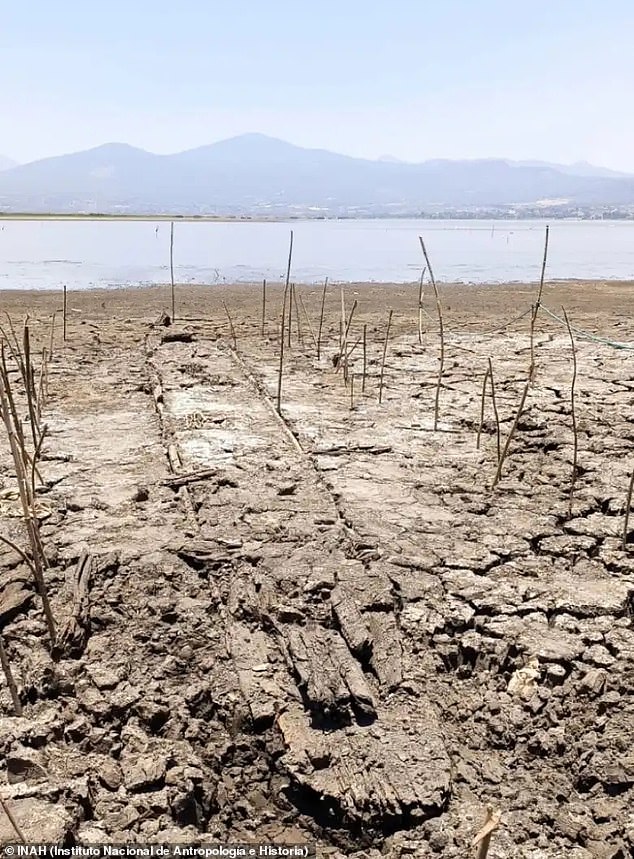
[1,134,634,214]
[0,155,17,171]
[512,159,633,179]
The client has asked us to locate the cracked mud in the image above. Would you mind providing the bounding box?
[0,280,633,858]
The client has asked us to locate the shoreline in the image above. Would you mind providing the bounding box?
[2,212,634,223]
[1,276,634,298]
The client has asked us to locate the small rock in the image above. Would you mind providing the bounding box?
[98,760,123,791]
[7,751,48,784]
[582,645,615,668]
[122,754,168,791]
[545,663,567,685]
[277,482,297,496]
[276,605,305,623]
[134,700,170,732]
[86,666,120,690]
[132,485,150,503]
[579,668,607,697]
[508,656,540,699]
[583,840,625,859]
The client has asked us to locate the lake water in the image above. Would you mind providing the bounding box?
[1,218,634,290]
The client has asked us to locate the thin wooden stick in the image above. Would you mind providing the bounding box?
[287,285,293,347]
[473,806,501,859]
[339,286,346,358]
[261,278,267,337]
[0,363,56,644]
[0,347,42,489]
[477,364,491,450]
[23,323,40,449]
[1,352,45,519]
[623,466,634,551]
[529,224,550,380]
[561,306,578,517]
[488,357,501,464]
[492,379,531,488]
[417,266,427,345]
[1,314,27,388]
[277,291,288,415]
[0,632,23,716]
[350,374,355,410]
[222,301,237,349]
[362,324,367,393]
[169,221,176,322]
[276,231,294,413]
[316,277,328,360]
[30,425,48,501]
[63,285,67,341]
[419,237,444,431]
[378,310,393,404]
[297,291,318,349]
[48,311,57,362]
[0,794,26,842]
[292,283,303,345]
[2,313,25,377]
[0,533,39,578]
[345,335,362,362]
[37,348,47,416]
[337,299,358,379]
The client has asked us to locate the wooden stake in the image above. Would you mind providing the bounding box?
[529,224,550,381]
[0,632,22,716]
[419,237,444,431]
[170,221,176,322]
[337,299,358,380]
[0,346,41,489]
[488,357,501,464]
[362,324,367,393]
[339,284,346,365]
[48,311,57,362]
[350,374,355,410]
[287,285,293,347]
[63,285,67,342]
[492,379,530,488]
[23,323,40,450]
[316,277,328,360]
[276,231,294,414]
[292,283,303,345]
[222,301,237,349]
[261,279,267,337]
[623,466,634,551]
[297,291,318,349]
[477,364,491,450]
[37,347,47,418]
[378,310,393,404]
[562,306,578,517]
[0,358,56,645]
[417,266,427,345]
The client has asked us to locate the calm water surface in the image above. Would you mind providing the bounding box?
[1,218,634,290]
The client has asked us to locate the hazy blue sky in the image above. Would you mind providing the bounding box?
[2,0,633,168]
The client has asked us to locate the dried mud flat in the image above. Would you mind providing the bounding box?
[1,279,633,858]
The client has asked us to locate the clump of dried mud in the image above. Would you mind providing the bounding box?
[0,279,633,858]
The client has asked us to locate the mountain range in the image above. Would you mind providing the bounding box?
[1,134,634,215]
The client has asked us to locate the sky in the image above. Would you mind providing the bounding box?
[2,0,634,169]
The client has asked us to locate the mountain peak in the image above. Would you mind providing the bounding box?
[0,135,633,213]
